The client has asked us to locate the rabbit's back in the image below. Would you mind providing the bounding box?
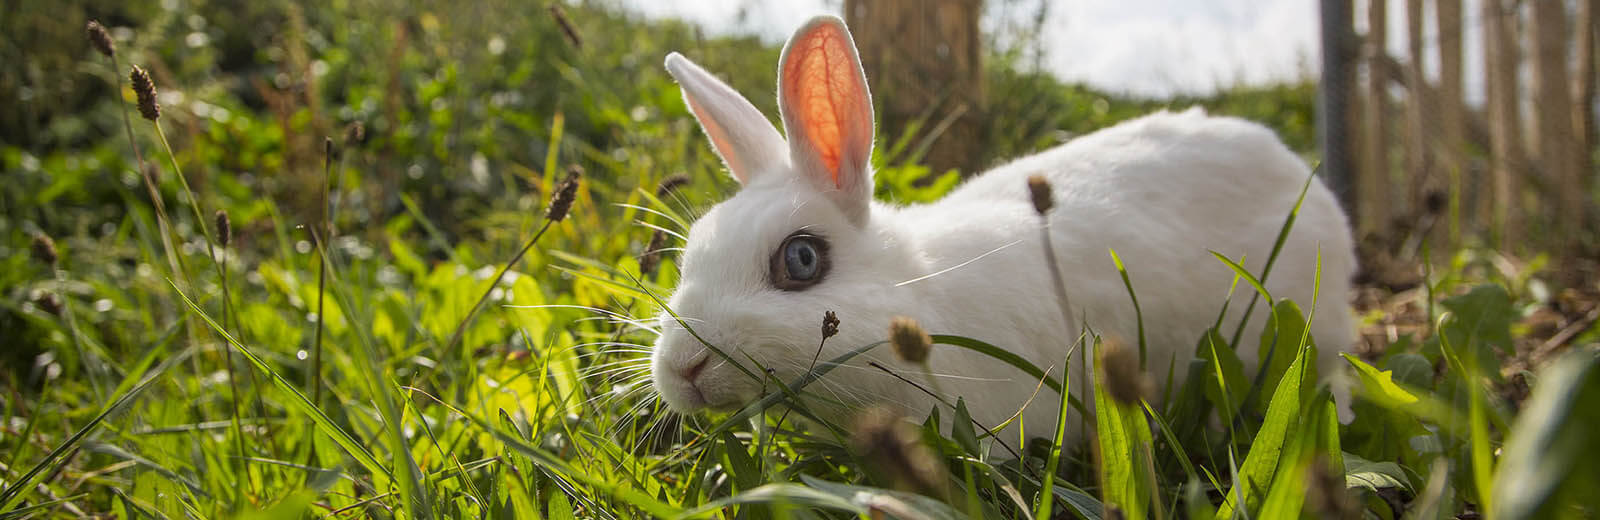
[918,108,1355,417]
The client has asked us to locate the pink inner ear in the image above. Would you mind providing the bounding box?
[782,23,867,189]
[683,93,750,183]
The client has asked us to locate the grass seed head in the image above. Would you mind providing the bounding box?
[344,121,365,146]
[546,165,581,222]
[822,310,839,339]
[1027,174,1053,215]
[215,209,232,247]
[1097,337,1152,406]
[31,232,59,267]
[32,290,64,316]
[130,65,160,121]
[87,21,116,57]
[656,174,690,197]
[639,229,667,277]
[548,4,583,49]
[851,406,945,496]
[888,316,931,364]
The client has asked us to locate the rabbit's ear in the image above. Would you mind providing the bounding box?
[778,16,874,224]
[666,52,787,185]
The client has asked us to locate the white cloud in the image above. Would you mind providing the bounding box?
[616,0,1485,101]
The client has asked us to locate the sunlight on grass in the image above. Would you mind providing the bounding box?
[2,2,1597,519]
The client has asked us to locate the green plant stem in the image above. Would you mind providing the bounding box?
[108,55,187,296]
[151,125,226,290]
[310,139,337,408]
[310,224,328,407]
[443,219,556,357]
[152,121,247,495]
[218,249,252,498]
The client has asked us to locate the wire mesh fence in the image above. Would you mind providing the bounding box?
[1320,0,1597,282]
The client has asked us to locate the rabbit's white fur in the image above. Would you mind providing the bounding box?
[653,15,1355,443]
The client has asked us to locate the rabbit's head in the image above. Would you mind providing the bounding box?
[652,16,917,415]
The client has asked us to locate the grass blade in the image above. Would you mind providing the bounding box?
[0,348,183,511]
[1213,342,1316,519]
[1107,249,1147,368]
[1034,331,1075,519]
[166,279,394,484]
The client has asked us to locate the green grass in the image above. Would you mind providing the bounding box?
[4,2,1600,518]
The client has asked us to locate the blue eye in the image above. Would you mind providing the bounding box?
[785,239,820,279]
[771,233,829,290]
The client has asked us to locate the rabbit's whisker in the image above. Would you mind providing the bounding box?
[895,238,1023,287]
[633,220,689,242]
[616,203,691,231]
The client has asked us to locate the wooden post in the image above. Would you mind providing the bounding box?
[1320,0,1360,216]
[1361,0,1392,235]
[1404,0,1435,223]
[1436,0,1466,239]
[844,0,986,177]
[1530,0,1575,256]
[1483,0,1522,248]
[1575,0,1598,234]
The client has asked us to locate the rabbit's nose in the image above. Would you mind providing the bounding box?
[679,355,712,383]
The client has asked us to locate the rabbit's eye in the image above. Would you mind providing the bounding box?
[771,232,829,290]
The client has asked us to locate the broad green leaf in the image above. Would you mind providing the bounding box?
[1254,300,1310,413]
[951,398,981,457]
[1385,352,1434,389]
[1257,390,1343,519]
[1344,452,1413,493]
[1492,350,1600,520]
[1198,328,1249,417]
[1215,342,1316,519]
[1344,354,1421,408]
[548,492,576,520]
[1093,341,1154,520]
[1436,284,1515,374]
[720,431,761,493]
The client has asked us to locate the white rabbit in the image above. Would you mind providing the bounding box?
[651,15,1355,443]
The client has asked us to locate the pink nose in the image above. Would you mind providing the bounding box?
[679,355,712,383]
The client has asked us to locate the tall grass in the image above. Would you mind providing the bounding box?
[2,3,1597,519]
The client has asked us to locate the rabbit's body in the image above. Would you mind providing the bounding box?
[652,16,1355,444]
[845,109,1355,439]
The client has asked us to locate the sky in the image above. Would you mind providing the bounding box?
[618,0,1488,101]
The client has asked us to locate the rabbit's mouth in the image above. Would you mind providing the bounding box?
[654,352,758,413]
